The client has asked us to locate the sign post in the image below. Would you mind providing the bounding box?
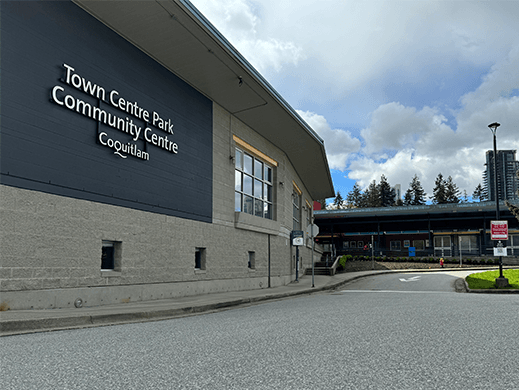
[306,224,319,288]
[371,235,374,270]
[291,231,304,282]
[490,220,509,287]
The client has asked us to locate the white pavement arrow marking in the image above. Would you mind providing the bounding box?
[399,275,421,282]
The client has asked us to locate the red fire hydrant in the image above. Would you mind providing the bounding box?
[440,258,444,268]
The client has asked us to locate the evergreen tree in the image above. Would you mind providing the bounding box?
[395,198,404,206]
[333,191,344,209]
[461,190,469,203]
[506,200,519,222]
[358,191,369,208]
[364,180,381,207]
[408,174,426,205]
[472,183,485,202]
[378,175,396,207]
[346,183,363,208]
[403,188,413,206]
[505,169,519,222]
[445,176,460,203]
[431,173,447,204]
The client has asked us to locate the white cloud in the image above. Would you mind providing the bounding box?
[349,43,519,196]
[189,0,305,74]
[360,103,454,156]
[189,0,519,198]
[297,110,361,171]
[457,44,519,140]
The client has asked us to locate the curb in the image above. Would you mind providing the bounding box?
[0,288,328,336]
[1,268,517,336]
[467,288,519,294]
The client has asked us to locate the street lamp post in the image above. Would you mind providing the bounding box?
[488,122,508,287]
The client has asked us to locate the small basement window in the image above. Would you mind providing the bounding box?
[195,248,206,270]
[102,240,121,271]
[248,251,255,269]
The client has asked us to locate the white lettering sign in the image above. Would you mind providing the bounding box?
[51,63,179,160]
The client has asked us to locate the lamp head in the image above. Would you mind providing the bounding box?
[488,122,500,134]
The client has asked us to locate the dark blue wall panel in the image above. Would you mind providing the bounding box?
[1,1,213,222]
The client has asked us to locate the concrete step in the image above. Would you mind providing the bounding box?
[305,267,332,276]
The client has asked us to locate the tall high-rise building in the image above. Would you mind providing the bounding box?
[393,184,401,202]
[483,150,519,201]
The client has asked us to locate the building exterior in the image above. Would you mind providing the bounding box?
[484,150,519,201]
[314,201,519,260]
[393,184,401,203]
[0,1,334,310]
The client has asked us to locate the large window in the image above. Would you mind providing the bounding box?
[292,186,301,230]
[413,240,425,250]
[434,236,451,257]
[235,148,273,219]
[459,236,478,253]
[390,241,401,251]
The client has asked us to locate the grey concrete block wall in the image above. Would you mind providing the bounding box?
[0,103,320,310]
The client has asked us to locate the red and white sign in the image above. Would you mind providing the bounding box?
[491,220,508,240]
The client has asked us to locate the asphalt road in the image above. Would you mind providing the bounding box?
[340,270,474,292]
[2,272,518,390]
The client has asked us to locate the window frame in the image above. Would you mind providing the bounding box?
[101,240,122,273]
[248,251,256,269]
[235,147,273,220]
[292,183,302,231]
[390,240,402,251]
[413,240,425,250]
[195,247,207,271]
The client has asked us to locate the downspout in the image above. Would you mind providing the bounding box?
[268,234,271,288]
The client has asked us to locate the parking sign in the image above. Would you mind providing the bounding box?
[491,220,508,240]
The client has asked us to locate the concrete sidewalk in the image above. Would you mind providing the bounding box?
[0,267,516,336]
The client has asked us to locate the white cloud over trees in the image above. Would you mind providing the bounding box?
[191,0,519,197]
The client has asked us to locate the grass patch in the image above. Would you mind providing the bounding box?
[466,269,519,289]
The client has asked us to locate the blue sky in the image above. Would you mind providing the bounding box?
[190,0,519,203]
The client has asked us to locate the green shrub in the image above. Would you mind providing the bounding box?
[338,255,347,269]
